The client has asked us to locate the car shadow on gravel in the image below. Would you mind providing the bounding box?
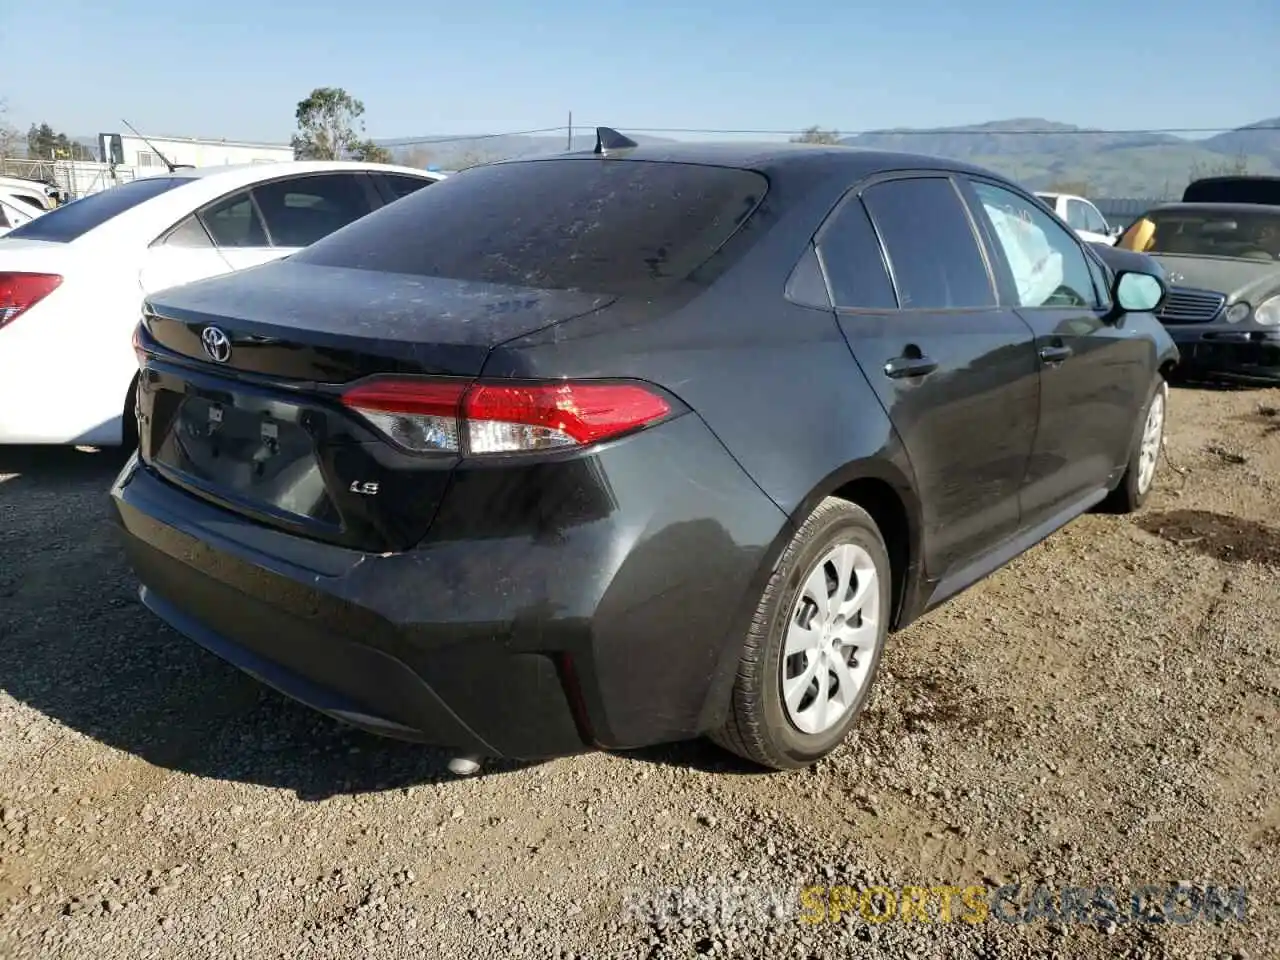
[614,739,768,775]
[0,446,537,800]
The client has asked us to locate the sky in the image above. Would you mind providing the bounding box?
[4,0,1278,145]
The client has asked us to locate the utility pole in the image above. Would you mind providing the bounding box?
[567,111,573,151]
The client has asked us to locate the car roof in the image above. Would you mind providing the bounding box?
[161,159,444,183]
[496,140,1006,186]
[1141,201,1280,215]
[6,161,445,249]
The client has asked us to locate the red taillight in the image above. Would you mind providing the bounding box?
[0,272,62,329]
[340,378,672,456]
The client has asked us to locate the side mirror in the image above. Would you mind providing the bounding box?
[1114,270,1165,313]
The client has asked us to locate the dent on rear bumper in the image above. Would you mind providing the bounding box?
[112,414,790,758]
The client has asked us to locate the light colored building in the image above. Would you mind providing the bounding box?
[116,134,294,170]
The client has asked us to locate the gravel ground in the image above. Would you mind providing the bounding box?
[1,383,1277,960]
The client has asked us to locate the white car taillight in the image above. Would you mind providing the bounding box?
[0,272,61,329]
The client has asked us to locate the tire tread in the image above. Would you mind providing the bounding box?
[712,497,884,770]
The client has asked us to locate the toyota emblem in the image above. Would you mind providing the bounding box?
[201,326,232,363]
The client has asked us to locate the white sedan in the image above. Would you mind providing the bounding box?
[0,160,443,445]
[0,190,46,236]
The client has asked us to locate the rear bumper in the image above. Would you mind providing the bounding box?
[111,414,789,758]
[1166,326,1280,383]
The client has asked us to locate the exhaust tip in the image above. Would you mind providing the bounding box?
[447,755,484,777]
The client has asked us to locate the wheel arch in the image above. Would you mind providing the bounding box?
[791,457,924,632]
[695,454,926,734]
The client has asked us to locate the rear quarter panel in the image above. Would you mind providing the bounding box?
[483,167,926,616]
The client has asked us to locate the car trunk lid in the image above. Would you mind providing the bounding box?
[137,260,616,551]
[144,259,615,381]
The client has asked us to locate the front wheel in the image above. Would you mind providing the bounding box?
[712,498,892,771]
[1103,376,1168,513]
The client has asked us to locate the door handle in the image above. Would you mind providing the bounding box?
[1038,345,1073,364]
[883,355,939,379]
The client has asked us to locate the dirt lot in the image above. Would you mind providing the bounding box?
[1,384,1277,960]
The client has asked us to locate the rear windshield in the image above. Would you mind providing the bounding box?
[294,158,769,295]
[5,176,189,242]
[1182,177,1280,206]
[1118,209,1280,261]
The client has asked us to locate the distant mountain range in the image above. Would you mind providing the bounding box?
[381,116,1280,198]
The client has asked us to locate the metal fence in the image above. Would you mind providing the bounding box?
[1094,197,1163,227]
[1,157,138,200]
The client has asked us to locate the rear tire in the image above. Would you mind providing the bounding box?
[711,497,891,771]
[1102,376,1167,514]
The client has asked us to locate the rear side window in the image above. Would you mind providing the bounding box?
[861,178,995,309]
[5,176,188,243]
[295,159,768,295]
[200,192,267,247]
[162,214,214,248]
[252,173,376,247]
[816,199,897,309]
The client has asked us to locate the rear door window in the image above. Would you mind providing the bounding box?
[5,176,189,242]
[251,173,378,247]
[816,198,897,309]
[295,158,769,295]
[860,177,995,309]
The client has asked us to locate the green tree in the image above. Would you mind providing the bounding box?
[791,125,841,145]
[25,122,93,160]
[291,87,388,161]
[351,139,392,164]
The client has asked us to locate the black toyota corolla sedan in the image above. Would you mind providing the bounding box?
[113,130,1178,772]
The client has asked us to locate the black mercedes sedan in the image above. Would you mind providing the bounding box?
[1117,201,1280,383]
[113,130,1177,772]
